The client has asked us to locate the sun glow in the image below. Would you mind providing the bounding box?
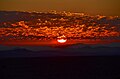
[57,35,67,43]
[57,39,67,43]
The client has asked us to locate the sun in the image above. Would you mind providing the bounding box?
[57,39,67,43]
[57,35,67,43]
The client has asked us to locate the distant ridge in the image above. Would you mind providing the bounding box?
[0,46,120,58]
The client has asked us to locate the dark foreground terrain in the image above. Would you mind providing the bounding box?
[0,44,120,79]
[0,56,120,79]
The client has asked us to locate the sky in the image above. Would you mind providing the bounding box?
[0,0,120,16]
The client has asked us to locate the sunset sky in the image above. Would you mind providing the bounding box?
[0,0,120,16]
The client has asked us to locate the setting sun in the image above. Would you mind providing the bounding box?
[57,35,67,43]
[57,39,67,43]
